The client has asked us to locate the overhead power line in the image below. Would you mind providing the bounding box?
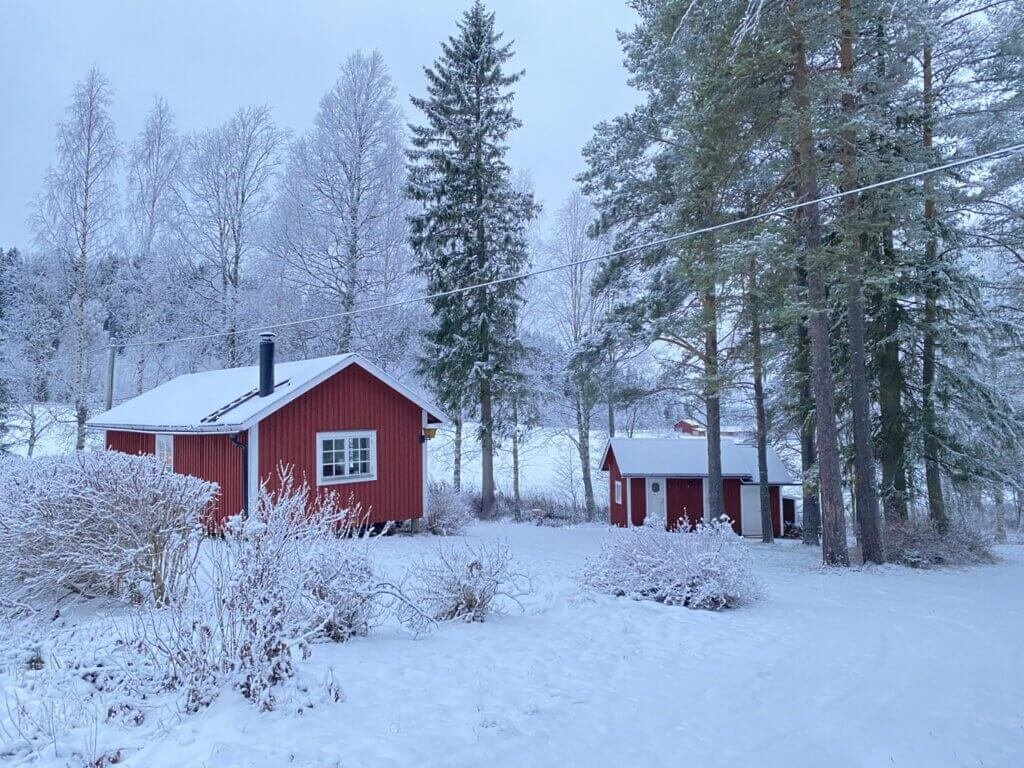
[118,141,1024,351]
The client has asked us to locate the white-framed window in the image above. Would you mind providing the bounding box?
[155,433,174,468]
[614,480,623,504]
[316,430,377,485]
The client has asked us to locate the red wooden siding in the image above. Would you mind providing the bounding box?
[666,478,703,530]
[607,452,627,526]
[258,364,423,524]
[106,430,155,455]
[770,485,782,537]
[174,433,246,529]
[723,478,742,533]
[630,477,646,526]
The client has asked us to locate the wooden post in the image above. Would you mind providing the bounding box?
[105,344,116,411]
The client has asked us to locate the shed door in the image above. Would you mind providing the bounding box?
[740,483,762,536]
[646,478,667,529]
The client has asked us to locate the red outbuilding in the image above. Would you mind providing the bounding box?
[87,334,446,528]
[600,437,796,537]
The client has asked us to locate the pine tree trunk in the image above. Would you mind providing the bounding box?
[750,255,773,543]
[607,398,616,438]
[921,40,948,533]
[839,0,884,564]
[480,378,496,518]
[703,286,724,523]
[876,231,908,520]
[795,259,821,545]
[791,0,849,565]
[453,414,463,492]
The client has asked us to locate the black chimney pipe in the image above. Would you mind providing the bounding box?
[259,332,275,396]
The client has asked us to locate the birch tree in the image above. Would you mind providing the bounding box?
[268,51,414,365]
[176,106,285,367]
[32,68,120,449]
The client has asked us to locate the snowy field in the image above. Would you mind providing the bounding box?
[7,522,1020,768]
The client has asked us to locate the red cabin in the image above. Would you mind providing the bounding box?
[87,334,445,528]
[600,437,796,537]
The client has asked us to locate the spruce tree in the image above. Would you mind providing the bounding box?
[408,1,538,517]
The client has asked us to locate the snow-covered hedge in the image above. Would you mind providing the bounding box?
[405,541,531,624]
[0,451,216,611]
[425,482,474,535]
[579,520,762,610]
[126,476,414,712]
[884,517,996,568]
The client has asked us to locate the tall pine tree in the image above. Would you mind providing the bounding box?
[408,1,538,516]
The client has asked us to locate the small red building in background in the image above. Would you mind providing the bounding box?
[88,335,445,528]
[600,437,796,537]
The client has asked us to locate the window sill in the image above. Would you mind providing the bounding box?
[317,473,377,486]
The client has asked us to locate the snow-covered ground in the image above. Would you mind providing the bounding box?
[427,424,674,495]
[9,523,1019,768]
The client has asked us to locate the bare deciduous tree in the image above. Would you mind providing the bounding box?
[176,105,285,367]
[267,51,414,367]
[32,68,120,449]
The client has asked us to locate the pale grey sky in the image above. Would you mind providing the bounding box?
[0,0,640,247]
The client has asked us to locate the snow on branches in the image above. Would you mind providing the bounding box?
[425,481,475,536]
[404,540,532,624]
[579,520,762,610]
[0,451,215,612]
[126,473,418,712]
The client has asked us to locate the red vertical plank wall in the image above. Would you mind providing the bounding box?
[630,478,646,526]
[105,430,155,455]
[666,478,702,530]
[722,479,742,534]
[174,433,245,529]
[606,452,626,527]
[258,365,423,524]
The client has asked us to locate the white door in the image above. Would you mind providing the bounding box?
[740,484,761,537]
[646,477,667,528]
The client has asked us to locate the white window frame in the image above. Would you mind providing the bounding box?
[614,480,623,504]
[316,430,377,485]
[155,433,174,468]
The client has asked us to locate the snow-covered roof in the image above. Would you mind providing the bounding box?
[87,354,446,434]
[601,437,796,485]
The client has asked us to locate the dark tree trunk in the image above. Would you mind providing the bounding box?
[453,413,463,492]
[703,285,724,522]
[795,259,821,545]
[511,398,522,521]
[921,40,948,533]
[791,0,849,565]
[839,0,885,564]
[876,230,909,520]
[480,378,496,518]
[749,254,774,543]
[607,392,616,438]
[575,393,596,519]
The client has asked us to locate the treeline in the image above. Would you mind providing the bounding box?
[578,0,1024,561]
[0,3,661,521]
[2,1,1023,559]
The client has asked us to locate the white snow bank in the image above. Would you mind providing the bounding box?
[4,524,1020,767]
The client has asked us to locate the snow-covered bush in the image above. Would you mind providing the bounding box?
[0,451,216,611]
[425,481,474,535]
[579,520,762,610]
[0,619,142,766]
[125,475,407,711]
[884,517,996,568]
[406,541,531,623]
